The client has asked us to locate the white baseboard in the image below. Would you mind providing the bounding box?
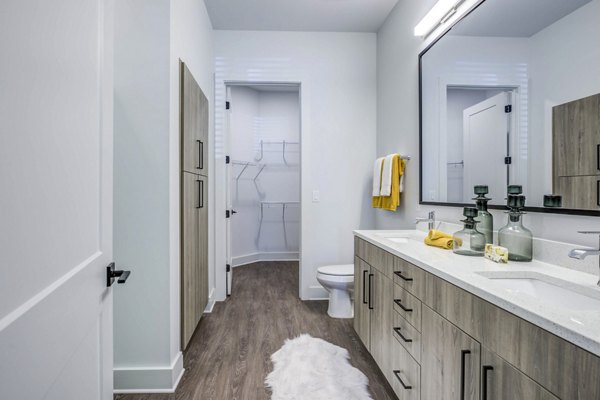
[113,351,184,394]
[306,284,328,300]
[204,288,216,313]
[232,252,299,267]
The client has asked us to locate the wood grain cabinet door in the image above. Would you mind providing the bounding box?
[181,61,208,176]
[197,175,209,317]
[421,305,480,400]
[480,347,558,400]
[354,257,371,349]
[181,172,200,349]
[369,270,394,381]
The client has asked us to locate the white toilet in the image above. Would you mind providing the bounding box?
[316,264,354,318]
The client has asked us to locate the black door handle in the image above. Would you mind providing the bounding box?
[482,365,493,400]
[368,273,374,310]
[231,209,237,215]
[393,327,412,343]
[197,140,203,170]
[107,262,131,287]
[394,299,413,312]
[196,179,204,208]
[460,350,471,400]
[362,269,368,304]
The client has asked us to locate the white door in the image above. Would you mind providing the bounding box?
[463,92,510,202]
[0,0,115,399]
[225,85,233,296]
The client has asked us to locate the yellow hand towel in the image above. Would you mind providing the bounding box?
[424,229,455,250]
[372,154,405,211]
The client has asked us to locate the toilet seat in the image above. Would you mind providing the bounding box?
[317,264,354,276]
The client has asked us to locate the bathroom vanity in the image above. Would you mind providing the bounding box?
[354,230,600,400]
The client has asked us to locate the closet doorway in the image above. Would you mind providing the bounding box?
[224,83,301,296]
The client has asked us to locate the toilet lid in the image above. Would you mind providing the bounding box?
[317,264,354,276]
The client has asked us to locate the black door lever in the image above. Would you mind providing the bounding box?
[107,262,131,287]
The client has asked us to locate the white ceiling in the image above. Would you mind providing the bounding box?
[450,0,592,37]
[204,0,400,32]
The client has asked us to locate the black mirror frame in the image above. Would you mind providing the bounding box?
[418,0,600,217]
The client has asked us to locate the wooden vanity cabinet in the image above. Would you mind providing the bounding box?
[421,305,480,400]
[354,236,600,400]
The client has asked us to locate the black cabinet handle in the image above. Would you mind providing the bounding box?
[482,365,493,400]
[106,262,131,287]
[597,144,600,171]
[362,270,368,304]
[392,370,412,390]
[597,180,600,207]
[394,298,413,312]
[394,270,413,282]
[460,350,471,400]
[196,179,204,208]
[197,140,203,170]
[368,273,374,310]
[393,327,412,343]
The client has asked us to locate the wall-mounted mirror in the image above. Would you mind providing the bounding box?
[419,0,600,215]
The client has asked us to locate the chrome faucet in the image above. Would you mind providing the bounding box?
[568,231,600,286]
[416,211,436,231]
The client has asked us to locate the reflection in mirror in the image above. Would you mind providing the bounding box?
[420,0,600,212]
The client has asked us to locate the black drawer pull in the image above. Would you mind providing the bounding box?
[393,370,412,390]
[394,298,413,312]
[393,327,412,343]
[394,271,413,282]
[597,180,600,207]
[362,270,368,304]
[597,144,600,171]
[482,365,493,400]
[460,350,471,400]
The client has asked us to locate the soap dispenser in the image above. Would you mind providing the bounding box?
[473,185,493,245]
[498,194,533,261]
[453,207,486,256]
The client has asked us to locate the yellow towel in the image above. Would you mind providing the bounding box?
[424,229,455,250]
[372,155,405,211]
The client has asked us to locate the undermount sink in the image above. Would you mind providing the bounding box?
[477,271,600,312]
[374,232,423,245]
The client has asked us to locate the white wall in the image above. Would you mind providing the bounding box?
[113,0,172,389]
[214,31,377,300]
[113,0,213,393]
[376,0,600,258]
[229,87,300,265]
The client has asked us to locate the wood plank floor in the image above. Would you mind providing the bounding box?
[115,261,397,400]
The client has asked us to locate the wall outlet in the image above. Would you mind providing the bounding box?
[312,190,320,203]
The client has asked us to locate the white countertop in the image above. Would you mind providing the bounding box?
[354,229,600,357]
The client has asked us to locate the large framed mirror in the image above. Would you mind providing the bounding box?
[419,0,600,215]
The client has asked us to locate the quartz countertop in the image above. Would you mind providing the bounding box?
[354,230,600,357]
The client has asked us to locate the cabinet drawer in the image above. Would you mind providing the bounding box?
[390,338,420,400]
[356,238,394,278]
[393,310,421,364]
[393,284,422,332]
[393,256,426,299]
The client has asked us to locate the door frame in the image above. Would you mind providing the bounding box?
[220,80,303,298]
[438,81,522,201]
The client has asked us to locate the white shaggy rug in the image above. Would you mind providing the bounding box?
[265,334,373,400]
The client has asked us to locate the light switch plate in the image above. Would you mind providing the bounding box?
[312,190,320,203]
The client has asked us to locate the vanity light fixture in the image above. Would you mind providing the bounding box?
[414,0,477,38]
